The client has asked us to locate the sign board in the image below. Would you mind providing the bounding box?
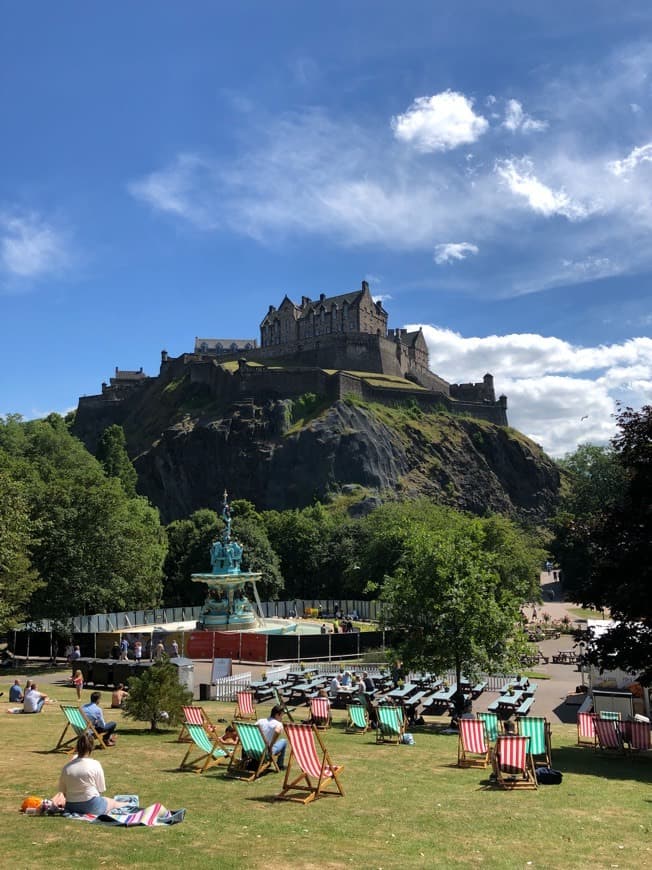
[211,657,232,682]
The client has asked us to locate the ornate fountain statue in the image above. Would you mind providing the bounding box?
[192,491,263,631]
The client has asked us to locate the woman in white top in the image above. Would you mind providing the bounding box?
[56,733,128,815]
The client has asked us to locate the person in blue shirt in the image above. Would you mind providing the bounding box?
[82,692,117,746]
[9,679,23,702]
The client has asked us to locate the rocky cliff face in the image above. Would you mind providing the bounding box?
[88,395,560,524]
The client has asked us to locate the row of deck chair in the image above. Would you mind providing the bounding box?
[577,711,652,753]
[177,715,344,803]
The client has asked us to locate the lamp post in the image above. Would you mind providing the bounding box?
[578,641,585,686]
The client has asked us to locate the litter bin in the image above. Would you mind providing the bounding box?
[171,656,194,696]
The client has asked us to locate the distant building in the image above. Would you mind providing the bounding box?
[194,338,257,355]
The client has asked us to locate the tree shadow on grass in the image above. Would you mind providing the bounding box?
[553,700,584,724]
[550,744,652,785]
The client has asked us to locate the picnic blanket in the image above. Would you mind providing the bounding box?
[64,795,186,826]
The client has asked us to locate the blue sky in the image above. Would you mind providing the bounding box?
[2,2,651,456]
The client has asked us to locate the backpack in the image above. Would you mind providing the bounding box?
[536,767,563,785]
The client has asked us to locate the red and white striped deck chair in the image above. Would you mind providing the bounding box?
[493,735,537,789]
[624,721,651,753]
[594,717,623,754]
[177,705,216,742]
[234,691,257,720]
[309,697,332,730]
[577,712,596,746]
[458,718,490,768]
[275,724,345,804]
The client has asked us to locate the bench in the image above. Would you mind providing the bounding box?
[516,697,534,716]
[471,682,487,699]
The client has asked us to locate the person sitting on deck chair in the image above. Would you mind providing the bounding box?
[255,705,287,770]
[82,692,117,746]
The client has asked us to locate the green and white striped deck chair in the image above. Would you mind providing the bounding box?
[226,720,280,781]
[54,704,106,752]
[477,711,500,743]
[346,703,370,733]
[517,716,552,767]
[178,723,232,774]
[376,704,405,744]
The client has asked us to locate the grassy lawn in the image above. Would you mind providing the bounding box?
[567,607,609,621]
[1,672,650,869]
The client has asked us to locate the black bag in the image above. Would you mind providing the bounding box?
[536,767,563,785]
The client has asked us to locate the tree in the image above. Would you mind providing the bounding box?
[560,406,652,683]
[122,659,192,731]
[0,466,43,630]
[1,414,167,622]
[163,509,219,606]
[380,507,539,685]
[96,424,138,497]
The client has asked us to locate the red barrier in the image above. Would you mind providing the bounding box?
[186,630,269,662]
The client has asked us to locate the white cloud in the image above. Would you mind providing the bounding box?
[503,99,548,133]
[607,142,652,176]
[434,242,479,264]
[495,157,594,220]
[391,91,489,153]
[0,212,70,279]
[408,324,652,456]
[372,293,392,303]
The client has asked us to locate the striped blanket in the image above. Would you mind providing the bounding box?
[65,795,185,826]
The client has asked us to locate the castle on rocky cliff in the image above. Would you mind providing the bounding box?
[79,281,507,426]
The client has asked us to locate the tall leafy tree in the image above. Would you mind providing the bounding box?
[96,424,138,497]
[1,414,166,622]
[560,406,652,682]
[0,466,43,630]
[163,509,219,606]
[380,506,540,684]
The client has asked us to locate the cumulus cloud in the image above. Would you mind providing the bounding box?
[0,212,70,279]
[503,99,548,133]
[495,157,594,220]
[408,324,652,456]
[434,242,479,264]
[391,90,489,152]
[607,142,652,176]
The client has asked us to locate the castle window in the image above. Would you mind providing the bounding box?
[215,343,223,353]
[231,342,239,352]
[245,342,252,350]
[200,342,208,353]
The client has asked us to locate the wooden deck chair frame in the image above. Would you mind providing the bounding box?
[376,704,405,744]
[577,711,596,746]
[517,716,552,768]
[458,718,490,768]
[309,697,332,730]
[54,704,106,753]
[346,702,370,733]
[493,735,537,789]
[177,705,216,743]
[178,722,232,774]
[276,724,344,804]
[225,721,280,782]
[594,718,624,754]
[234,690,257,720]
[272,688,295,723]
[477,711,500,744]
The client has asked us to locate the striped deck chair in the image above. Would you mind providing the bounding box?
[309,697,332,730]
[276,724,344,804]
[458,718,490,768]
[177,705,216,742]
[477,711,500,743]
[178,723,232,774]
[493,735,537,789]
[226,721,280,781]
[624,721,651,753]
[376,704,405,744]
[234,690,257,720]
[53,705,107,752]
[594,718,624,754]
[346,703,370,733]
[517,716,552,767]
[577,711,596,746]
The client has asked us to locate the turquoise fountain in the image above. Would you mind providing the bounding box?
[192,492,265,631]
